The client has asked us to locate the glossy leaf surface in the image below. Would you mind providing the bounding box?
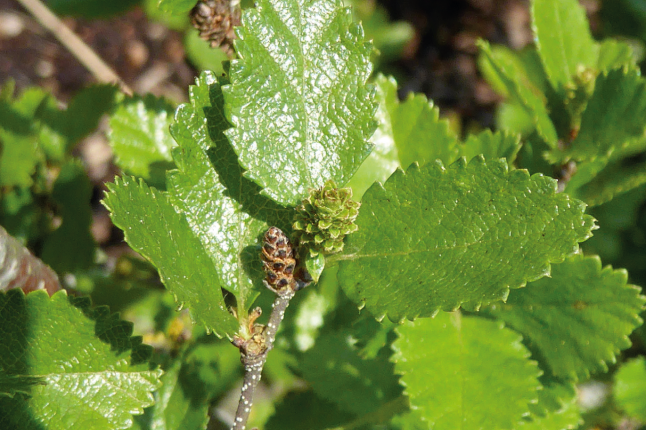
[0,290,161,430]
[167,72,292,313]
[224,0,377,205]
[103,176,238,337]
[348,74,400,199]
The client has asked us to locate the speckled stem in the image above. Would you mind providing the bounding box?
[231,291,295,430]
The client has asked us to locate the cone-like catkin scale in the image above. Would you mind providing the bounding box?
[261,227,296,293]
[190,0,240,56]
[293,180,360,256]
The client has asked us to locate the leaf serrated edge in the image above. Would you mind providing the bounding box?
[5,289,164,414]
[102,176,236,338]
[338,156,597,323]
[571,255,645,380]
[24,289,162,370]
[491,253,645,382]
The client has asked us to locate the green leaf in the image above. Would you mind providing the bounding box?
[461,129,521,164]
[588,183,646,232]
[0,128,39,187]
[347,74,401,199]
[485,254,645,381]
[478,44,532,98]
[576,160,646,207]
[159,0,195,14]
[349,74,462,198]
[531,0,598,91]
[392,91,459,169]
[109,94,177,188]
[41,161,95,273]
[103,176,238,337]
[529,376,577,417]
[336,157,595,321]
[518,377,581,430]
[518,48,552,94]
[0,88,47,187]
[393,312,540,430]
[223,0,377,206]
[496,102,535,137]
[597,39,635,71]
[478,40,558,146]
[167,72,292,313]
[559,67,646,162]
[304,252,325,283]
[614,357,646,420]
[562,157,610,196]
[390,411,427,430]
[300,332,403,416]
[0,290,162,430]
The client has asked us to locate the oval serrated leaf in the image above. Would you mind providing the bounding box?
[485,254,645,381]
[223,0,377,206]
[103,176,238,337]
[336,157,595,322]
[392,312,541,430]
[167,72,292,314]
[0,290,162,430]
